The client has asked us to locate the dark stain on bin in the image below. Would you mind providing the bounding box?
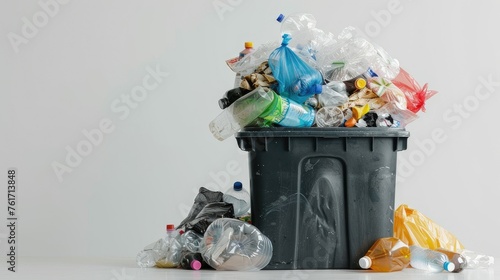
[235,127,409,269]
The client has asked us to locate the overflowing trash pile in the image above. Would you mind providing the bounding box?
[135,13,495,273]
[209,13,437,141]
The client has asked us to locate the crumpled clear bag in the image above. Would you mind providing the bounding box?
[316,26,400,82]
[394,204,465,252]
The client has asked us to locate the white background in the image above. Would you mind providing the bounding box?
[1,0,499,263]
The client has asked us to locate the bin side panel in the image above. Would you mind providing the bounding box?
[296,156,349,269]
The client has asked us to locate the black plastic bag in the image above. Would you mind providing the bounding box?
[177,187,224,230]
[184,202,235,235]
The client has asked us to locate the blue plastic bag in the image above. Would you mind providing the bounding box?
[268,34,324,104]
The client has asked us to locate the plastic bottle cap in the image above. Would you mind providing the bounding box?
[233,181,243,191]
[191,260,202,270]
[166,224,175,231]
[444,262,455,272]
[359,256,372,269]
[314,84,323,94]
[355,78,367,89]
[276,14,285,22]
[244,42,253,48]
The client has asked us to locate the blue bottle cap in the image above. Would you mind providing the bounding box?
[233,181,243,191]
[314,84,323,94]
[367,68,378,77]
[276,14,285,22]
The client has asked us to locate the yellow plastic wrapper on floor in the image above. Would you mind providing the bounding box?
[393,204,465,251]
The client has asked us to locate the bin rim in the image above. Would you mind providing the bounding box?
[235,127,410,138]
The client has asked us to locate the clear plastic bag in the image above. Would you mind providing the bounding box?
[268,34,324,104]
[276,13,336,64]
[391,67,438,113]
[316,26,400,82]
[394,204,465,252]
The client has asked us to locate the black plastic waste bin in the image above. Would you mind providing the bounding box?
[235,127,409,270]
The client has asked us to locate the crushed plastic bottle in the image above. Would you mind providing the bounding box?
[155,225,183,268]
[409,245,455,273]
[136,224,179,268]
[435,248,466,273]
[181,230,204,253]
[359,237,411,272]
[200,218,273,271]
[136,239,165,268]
[457,249,495,269]
[223,181,251,217]
[317,85,348,108]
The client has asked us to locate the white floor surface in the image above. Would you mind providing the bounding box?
[0,257,496,280]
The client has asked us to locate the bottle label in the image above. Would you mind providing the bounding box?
[261,94,315,127]
[278,99,315,127]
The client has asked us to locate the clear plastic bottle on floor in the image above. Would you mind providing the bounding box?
[200,218,273,271]
[223,181,250,217]
[136,224,178,268]
[156,225,183,268]
[359,237,410,272]
[209,87,275,141]
[435,248,466,273]
[409,245,455,272]
[136,239,164,268]
[458,249,495,269]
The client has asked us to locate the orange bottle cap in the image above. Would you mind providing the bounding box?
[245,42,253,48]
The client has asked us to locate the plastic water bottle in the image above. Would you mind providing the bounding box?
[180,252,209,270]
[260,89,316,127]
[200,218,273,271]
[239,42,255,59]
[409,245,455,272]
[136,224,178,268]
[181,230,204,253]
[223,181,251,217]
[136,238,164,268]
[209,87,275,141]
[156,225,183,268]
[457,249,495,269]
[435,248,466,273]
[359,237,411,272]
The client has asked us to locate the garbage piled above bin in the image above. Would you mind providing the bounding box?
[209,13,437,141]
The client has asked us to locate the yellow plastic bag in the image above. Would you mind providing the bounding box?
[394,204,465,251]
